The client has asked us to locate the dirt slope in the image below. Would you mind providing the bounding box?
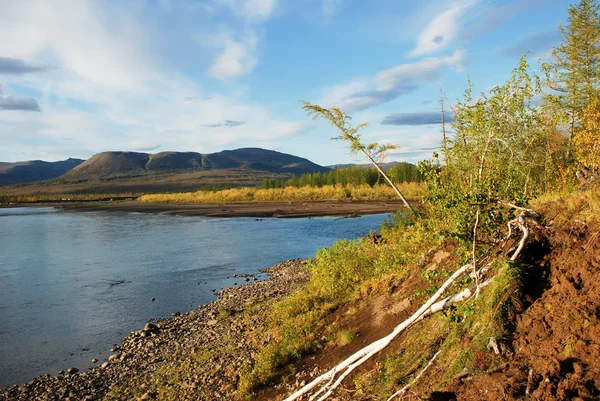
[443,218,600,400]
[254,195,600,401]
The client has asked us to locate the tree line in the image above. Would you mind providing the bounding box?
[261,163,423,189]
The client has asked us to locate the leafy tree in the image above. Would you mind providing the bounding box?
[544,0,600,151]
[388,162,423,183]
[426,57,559,236]
[301,101,413,211]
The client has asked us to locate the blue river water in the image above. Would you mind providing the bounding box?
[0,207,388,387]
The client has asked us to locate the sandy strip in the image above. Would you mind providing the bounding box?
[51,199,410,218]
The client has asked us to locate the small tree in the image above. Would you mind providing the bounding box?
[544,0,600,153]
[301,101,413,211]
[424,56,562,237]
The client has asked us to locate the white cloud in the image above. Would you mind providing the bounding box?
[319,80,369,107]
[208,35,258,80]
[377,48,467,91]
[202,0,277,80]
[0,1,155,90]
[409,1,474,57]
[0,0,308,162]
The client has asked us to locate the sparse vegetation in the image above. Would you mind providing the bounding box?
[138,182,425,203]
[335,330,359,346]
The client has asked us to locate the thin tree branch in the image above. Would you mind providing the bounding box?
[386,350,441,401]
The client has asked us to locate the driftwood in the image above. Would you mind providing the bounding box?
[283,210,533,401]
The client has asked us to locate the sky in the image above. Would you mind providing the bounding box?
[0,0,574,166]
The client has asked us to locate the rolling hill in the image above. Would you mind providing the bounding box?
[0,158,84,186]
[63,148,329,180]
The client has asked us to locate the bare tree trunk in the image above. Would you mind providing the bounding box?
[362,151,413,212]
[441,87,448,162]
[567,96,576,159]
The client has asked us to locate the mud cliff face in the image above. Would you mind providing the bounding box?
[444,215,600,400]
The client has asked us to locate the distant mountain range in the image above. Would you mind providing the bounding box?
[0,158,85,186]
[0,148,329,186]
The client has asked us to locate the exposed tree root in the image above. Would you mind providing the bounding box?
[283,210,533,401]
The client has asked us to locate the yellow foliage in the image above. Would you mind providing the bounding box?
[138,183,424,203]
[574,96,600,173]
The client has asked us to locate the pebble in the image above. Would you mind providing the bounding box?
[143,323,158,332]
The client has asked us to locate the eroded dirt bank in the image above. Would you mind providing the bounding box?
[441,218,600,400]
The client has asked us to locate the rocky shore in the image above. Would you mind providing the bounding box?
[0,259,311,401]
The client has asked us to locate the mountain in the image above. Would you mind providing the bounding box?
[63,148,329,180]
[0,158,84,186]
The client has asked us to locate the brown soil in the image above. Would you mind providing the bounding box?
[253,212,600,400]
[253,239,463,401]
[52,199,410,218]
[442,219,600,401]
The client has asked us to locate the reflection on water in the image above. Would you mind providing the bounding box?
[0,207,388,387]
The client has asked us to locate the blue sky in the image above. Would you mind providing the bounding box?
[0,0,573,165]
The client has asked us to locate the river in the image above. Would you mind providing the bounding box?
[0,207,388,387]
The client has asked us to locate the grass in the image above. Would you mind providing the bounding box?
[219,306,234,317]
[233,186,535,398]
[531,186,600,224]
[335,330,359,346]
[138,182,425,203]
[350,257,522,399]
[236,213,441,397]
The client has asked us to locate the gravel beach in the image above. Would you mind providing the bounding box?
[0,259,311,401]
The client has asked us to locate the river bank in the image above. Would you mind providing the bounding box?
[2,199,408,218]
[0,259,311,400]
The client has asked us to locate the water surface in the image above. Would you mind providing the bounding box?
[0,207,387,387]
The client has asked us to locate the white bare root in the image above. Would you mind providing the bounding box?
[525,368,534,396]
[386,350,441,401]
[283,210,534,401]
[283,263,473,401]
[510,212,529,261]
[497,201,534,212]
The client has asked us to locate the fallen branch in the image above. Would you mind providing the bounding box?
[283,263,473,401]
[386,350,441,401]
[284,210,534,401]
